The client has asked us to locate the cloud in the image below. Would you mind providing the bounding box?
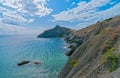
[0,0,52,24]
[71,2,75,6]
[52,0,120,28]
[0,21,44,35]
[0,18,43,35]
[28,19,35,23]
[0,0,51,35]
[76,2,120,29]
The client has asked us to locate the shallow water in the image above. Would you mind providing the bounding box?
[0,35,67,78]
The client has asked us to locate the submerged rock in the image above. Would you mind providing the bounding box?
[17,61,30,66]
[33,61,41,64]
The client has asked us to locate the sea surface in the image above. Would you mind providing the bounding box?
[0,35,67,78]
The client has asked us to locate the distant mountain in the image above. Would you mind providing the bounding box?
[37,25,72,38]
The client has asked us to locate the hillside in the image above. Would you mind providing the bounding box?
[37,25,72,38]
[59,15,120,78]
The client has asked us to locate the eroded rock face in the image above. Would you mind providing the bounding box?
[58,16,120,78]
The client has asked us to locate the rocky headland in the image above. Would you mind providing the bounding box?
[37,25,72,38]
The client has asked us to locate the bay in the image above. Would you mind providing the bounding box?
[0,35,67,78]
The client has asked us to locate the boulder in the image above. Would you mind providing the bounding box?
[17,61,30,66]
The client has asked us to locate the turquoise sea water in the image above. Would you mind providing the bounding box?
[0,35,67,78]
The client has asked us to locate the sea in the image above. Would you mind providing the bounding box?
[0,35,67,78]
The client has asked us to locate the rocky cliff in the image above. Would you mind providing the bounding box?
[59,15,120,78]
[38,15,120,78]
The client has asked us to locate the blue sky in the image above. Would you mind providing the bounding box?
[0,0,120,35]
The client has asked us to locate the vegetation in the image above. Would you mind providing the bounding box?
[100,47,119,72]
[99,29,106,35]
[105,17,113,22]
[70,59,78,67]
[108,55,117,72]
[101,47,115,64]
[99,27,112,35]
[37,25,71,38]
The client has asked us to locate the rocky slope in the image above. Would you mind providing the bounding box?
[37,25,72,38]
[38,15,120,78]
[59,15,120,78]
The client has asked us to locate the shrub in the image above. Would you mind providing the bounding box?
[105,17,113,22]
[99,29,106,35]
[100,47,115,63]
[100,47,119,72]
[70,59,78,67]
[108,55,117,72]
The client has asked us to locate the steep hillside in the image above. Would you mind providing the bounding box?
[37,15,120,78]
[59,15,120,78]
[37,25,72,38]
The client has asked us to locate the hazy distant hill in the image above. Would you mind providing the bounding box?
[37,25,72,38]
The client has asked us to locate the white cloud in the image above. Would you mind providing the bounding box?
[28,19,35,23]
[0,0,51,35]
[52,0,120,28]
[0,0,52,24]
[0,21,44,35]
[71,2,75,6]
[75,2,120,29]
[2,11,27,23]
[52,0,111,21]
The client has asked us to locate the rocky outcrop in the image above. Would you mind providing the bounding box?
[58,16,120,78]
[64,25,96,56]
[37,25,72,38]
[17,61,41,66]
[17,61,30,66]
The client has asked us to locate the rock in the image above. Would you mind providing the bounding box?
[17,61,30,66]
[65,51,73,56]
[33,61,41,64]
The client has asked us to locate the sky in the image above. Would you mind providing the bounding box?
[0,0,120,35]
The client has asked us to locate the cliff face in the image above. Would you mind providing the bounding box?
[37,25,72,38]
[59,16,120,78]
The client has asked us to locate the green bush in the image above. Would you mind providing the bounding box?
[70,59,78,67]
[100,47,119,72]
[108,55,117,72]
[101,47,115,63]
[105,17,112,22]
[99,29,106,35]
